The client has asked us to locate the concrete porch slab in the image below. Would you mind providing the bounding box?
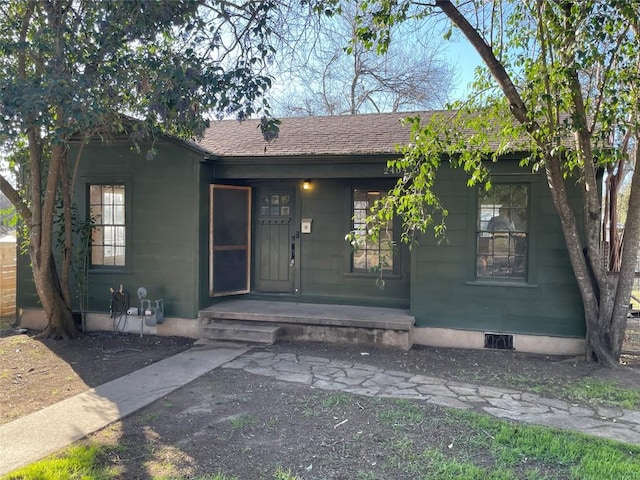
[199,299,415,349]
[198,299,414,331]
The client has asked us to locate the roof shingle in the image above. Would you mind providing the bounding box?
[198,111,442,157]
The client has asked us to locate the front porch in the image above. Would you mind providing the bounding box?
[198,299,415,349]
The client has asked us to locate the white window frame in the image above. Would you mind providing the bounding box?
[89,184,126,268]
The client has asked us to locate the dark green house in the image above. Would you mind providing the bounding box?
[18,111,585,354]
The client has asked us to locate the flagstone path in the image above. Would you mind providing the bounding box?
[223,351,640,445]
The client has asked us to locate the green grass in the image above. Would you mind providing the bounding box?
[299,391,352,417]
[265,415,279,428]
[230,413,257,430]
[272,467,302,480]
[454,370,640,409]
[137,412,161,424]
[379,398,640,475]
[415,449,514,480]
[2,454,302,480]
[519,376,640,409]
[1,445,113,480]
[321,392,352,408]
[373,402,640,480]
[566,378,640,409]
[378,398,428,429]
[447,409,640,479]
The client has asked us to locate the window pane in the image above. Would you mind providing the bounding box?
[114,226,126,245]
[511,185,528,207]
[477,184,528,279]
[91,226,102,246]
[90,205,102,223]
[114,246,126,266]
[114,205,125,225]
[90,184,126,267]
[89,185,101,204]
[366,250,379,270]
[351,188,394,273]
[103,246,114,265]
[91,245,103,265]
[380,249,393,270]
[353,250,367,270]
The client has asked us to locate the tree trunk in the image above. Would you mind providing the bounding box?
[610,20,640,358]
[31,248,76,339]
[543,154,618,367]
[27,126,77,339]
[610,142,640,358]
[59,151,73,309]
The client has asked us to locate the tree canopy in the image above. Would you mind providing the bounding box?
[269,0,455,115]
[0,0,279,338]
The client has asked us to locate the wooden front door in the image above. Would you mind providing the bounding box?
[255,188,295,293]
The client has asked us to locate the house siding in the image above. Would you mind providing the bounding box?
[18,139,207,320]
[198,162,215,310]
[297,179,410,308]
[410,162,585,338]
[80,141,204,319]
[15,112,588,345]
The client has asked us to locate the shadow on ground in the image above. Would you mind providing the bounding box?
[0,319,193,426]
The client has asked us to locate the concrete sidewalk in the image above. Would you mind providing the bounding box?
[0,343,250,476]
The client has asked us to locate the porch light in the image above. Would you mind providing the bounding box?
[302,179,311,190]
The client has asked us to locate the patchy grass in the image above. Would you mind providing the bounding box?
[321,392,352,409]
[453,371,640,410]
[4,340,640,480]
[272,467,303,480]
[1,445,113,480]
[565,378,640,409]
[448,408,640,479]
[300,391,354,417]
[230,413,258,431]
[7,395,640,480]
[3,451,303,480]
[136,412,160,425]
[378,398,427,430]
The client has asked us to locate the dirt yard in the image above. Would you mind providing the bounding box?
[1,319,640,478]
[0,328,194,426]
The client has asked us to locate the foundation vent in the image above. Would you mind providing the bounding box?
[484,333,514,350]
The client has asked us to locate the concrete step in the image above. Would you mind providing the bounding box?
[200,321,281,345]
[199,300,414,331]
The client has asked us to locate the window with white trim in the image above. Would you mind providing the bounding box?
[89,184,126,267]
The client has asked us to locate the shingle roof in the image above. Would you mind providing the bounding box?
[198,111,445,157]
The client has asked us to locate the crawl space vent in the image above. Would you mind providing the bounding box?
[484,333,514,350]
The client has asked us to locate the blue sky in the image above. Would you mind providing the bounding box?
[446,38,484,102]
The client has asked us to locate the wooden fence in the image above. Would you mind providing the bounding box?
[0,240,16,318]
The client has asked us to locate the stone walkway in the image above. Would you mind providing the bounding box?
[223,351,640,445]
